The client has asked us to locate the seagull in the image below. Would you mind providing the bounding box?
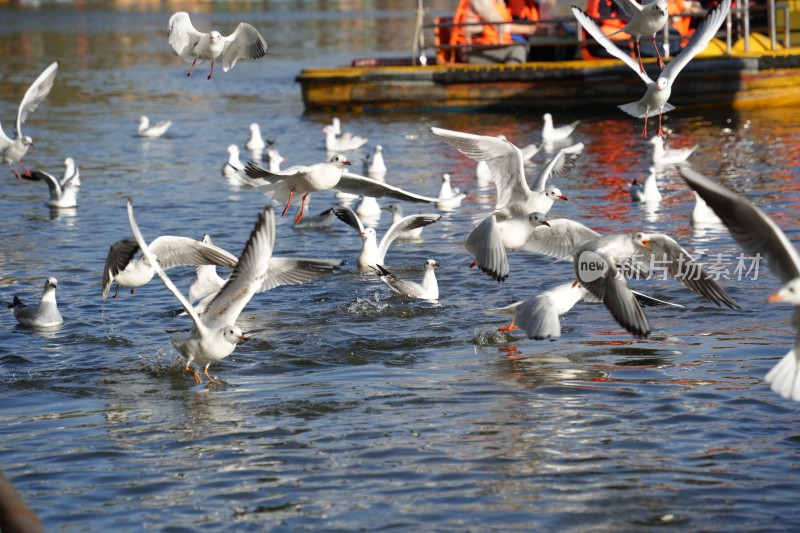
[572,0,732,137]
[23,157,81,208]
[187,233,343,315]
[102,232,238,300]
[245,123,266,152]
[126,200,253,385]
[474,135,540,187]
[541,113,580,143]
[167,11,268,79]
[373,259,440,301]
[690,190,723,227]
[264,139,285,173]
[381,204,428,240]
[6,277,63,328]
[465,212,551,282]
[355,195,382,220]
[0,62,58,179]
[244,154,440,224]
[333,204,440,268]
[431,127,569,219]
[486,281,684,339]
[322,124,368,152]
[364,144,387,178]
[221,144,248,186]
[629,166,662,203]
[436,173,467,210]
[605,0,669,72]
[137,116,172,138]
[651,136,697,166]
[679,166,800,401]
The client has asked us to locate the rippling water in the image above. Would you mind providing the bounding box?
[1,2,800,531]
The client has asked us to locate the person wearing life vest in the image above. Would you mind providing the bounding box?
[451,0,537,64]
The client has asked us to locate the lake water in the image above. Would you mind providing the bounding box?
[1,2,800,531]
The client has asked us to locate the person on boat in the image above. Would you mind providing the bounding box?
[451,0,538,64]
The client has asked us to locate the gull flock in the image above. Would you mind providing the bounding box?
[4,4,799,402]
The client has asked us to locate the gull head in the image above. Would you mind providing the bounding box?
[45,277,58,291]
[360,227,377,241]
[656,78,669,91]
[209,31,222,41]
[227,144,239,155]
[425,259,440,270]
[329,153,351,168]
[653,0,668,14]
[768,278,800,305]
[22,136,33,147]
[528,212,550,227]
[635,232,653,251]
[222,325,247,345]
[543,113,553,123]
[441,173,451,183]
[546,186,568,201]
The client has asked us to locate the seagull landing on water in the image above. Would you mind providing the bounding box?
[23,157,81,208]
[572,0,731,138]
[137,116,172,138]
[0,62,58,179]
[167,12,268,80]
[374,259,440,301]
[605,0,669,72]
[7,277,63,328]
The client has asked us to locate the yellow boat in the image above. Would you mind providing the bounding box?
[298,1,800,112]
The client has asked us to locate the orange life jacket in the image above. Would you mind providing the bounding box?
[507,0,540,22]
[452,0,515,46]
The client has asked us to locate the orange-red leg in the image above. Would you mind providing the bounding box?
[657,113,664,137]
[294,193,309,224]
[653,36,665,69]
[187,58,197,77]
[499,319,518,332]
[203,364,217,384]
[636,40,645,73]
[207,60,215,80]
[640,111,649,139]
[281,187,296,217]
[186,362,202,384]
[469,259,477,268]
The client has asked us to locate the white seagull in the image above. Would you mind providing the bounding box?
[374,259,440,301]
[572,0,731,138]
[244,154,440,224]
[333,204,440,268]
[0,62,58,179]
[221,144,247,186]
[102,232,238,300]
[651,136,697,166]
[6,277,63,328]
[465,212,551,282]
[126,200,253,384]
[431,127,569,219]
[24,157,81,208]
[605,0,669,72]
[364,144,387,178]
[322,124,368,152]
[245,123,266,152]
[541,113,580,143]
[680,166,800,401]
[167,11,268,79]
[690,190,723,228]
[474,134,540,187]
[629,166,662,203]
[137,116,172,138]
[436,173,467,210]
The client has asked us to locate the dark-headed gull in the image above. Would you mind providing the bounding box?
[465,212,551,282]
[6,277,63,328]
[333,205,440,268]
[680,166,800,401]
[431,127,569,219]
[244,154,440,223]
[605,0,669,72]
[374,259,440,301]
[167,12,268,79]
[246,123,266,152]
[24,157,81,208]
[629,166,661,203]
[572,0,731,137]
[541,113,580,143]
[126,200,253,385]
[651,136,697,166]
[0,62,58,179]
[102,233,238,300]
[137,116,172,138]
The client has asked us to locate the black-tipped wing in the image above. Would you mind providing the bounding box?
[221,22,268,71]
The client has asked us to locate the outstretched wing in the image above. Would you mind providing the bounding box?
[258,258,342,292]
[221,22,268,71]
[338,172,439,203]
[663,0,732,84]
[531,149,568,192]
[572,7,652,85]
[332,205,366,234]
[379,213,441,260]
[102,238,140,300]
[24,169,62,198]
[16,62,58,136]
[168,12,205,62]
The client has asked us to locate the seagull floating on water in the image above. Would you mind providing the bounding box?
[629,166,662,203]
[245,123,266,152]
[374,259,440,301]
[364,144,387,178]
[137,116,172,138]
[167,11,268,79]
[6,277,63,328]
[244,154,439,224]
[651,136,697,166]
[24,157,81,208]
[680,166,800,401]
[541,113,580,143]
[322,124,368,152]
[436,173,467,210]
[0,62,58,179]
[572,0,731,137]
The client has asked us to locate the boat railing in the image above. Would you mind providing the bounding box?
[418,2,793,66]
